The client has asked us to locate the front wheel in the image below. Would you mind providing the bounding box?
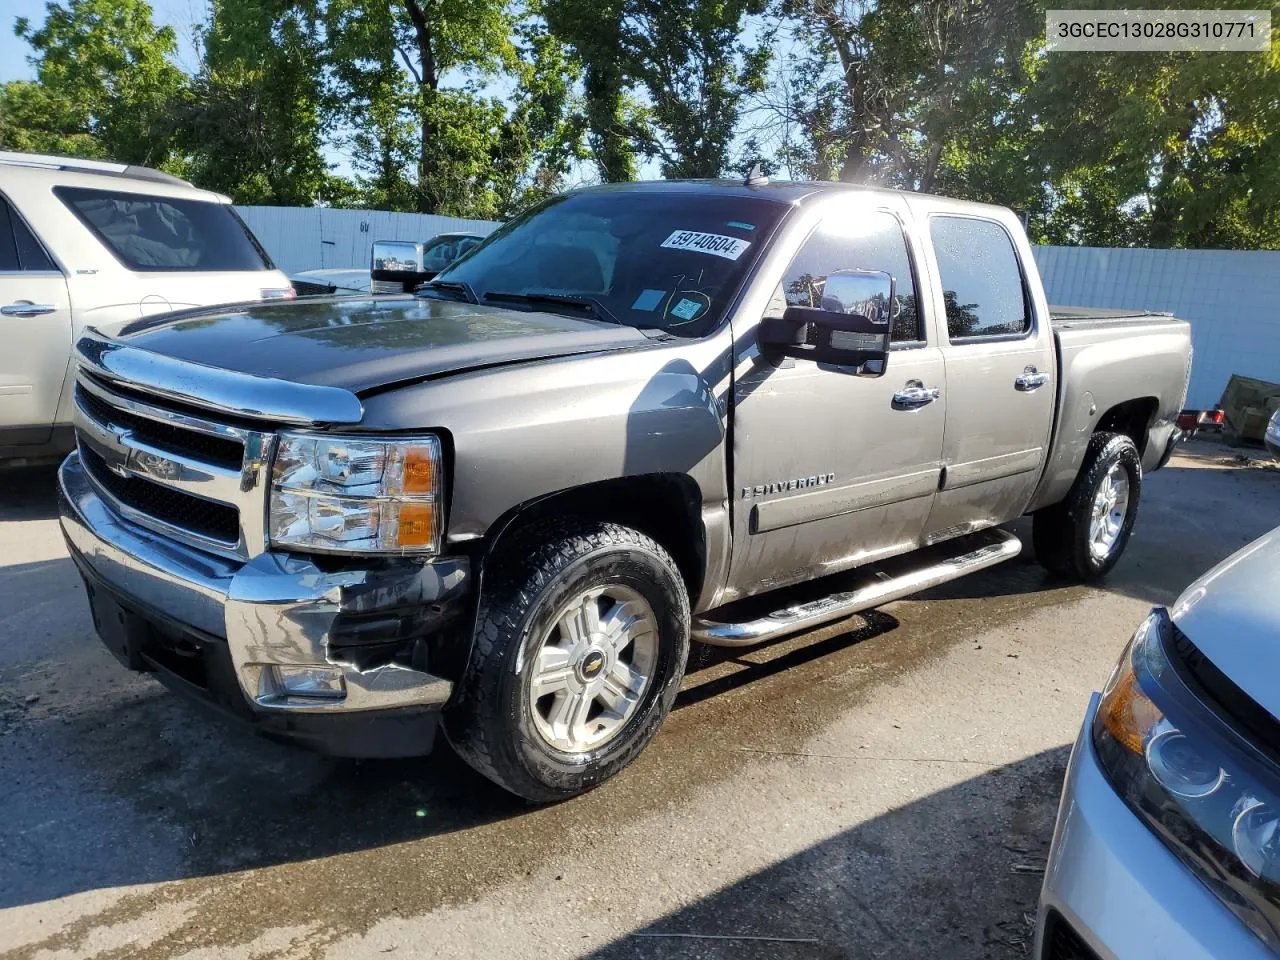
[445,520,690,802]
[1033,432,1142,581]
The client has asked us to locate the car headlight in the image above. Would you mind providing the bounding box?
[1094,608,1280,949]
[268,432,443,554]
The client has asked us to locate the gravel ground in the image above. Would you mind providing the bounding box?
[2,441,1278,960]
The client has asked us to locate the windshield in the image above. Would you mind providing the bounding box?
[428,190,789,336]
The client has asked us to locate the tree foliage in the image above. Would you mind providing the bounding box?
[1,0,185,165]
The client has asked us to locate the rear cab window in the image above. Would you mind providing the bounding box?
[929,216,1030,340]
[54,186,274,272]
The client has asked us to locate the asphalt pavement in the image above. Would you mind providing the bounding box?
[2,441,1278,960]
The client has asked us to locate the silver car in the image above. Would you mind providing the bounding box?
[1038,528,1280,959]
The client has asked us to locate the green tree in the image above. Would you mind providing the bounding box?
[544,0,639,181]
[175,0,343,205]
[1,0,186,166]
[547,0,769,180]
[623,0,771,178]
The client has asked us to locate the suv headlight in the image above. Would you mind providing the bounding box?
[268,432,443,554]
[1095,608,1280,949]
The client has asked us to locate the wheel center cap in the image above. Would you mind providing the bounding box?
[579,649,606,681]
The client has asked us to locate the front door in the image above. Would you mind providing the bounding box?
[922,213,1056,541]
[0,195,72,444]
[725,203,947,602]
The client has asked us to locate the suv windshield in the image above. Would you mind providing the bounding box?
[55,186,274,272]
[427,190,789,336]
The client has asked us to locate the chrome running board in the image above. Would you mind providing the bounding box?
[693,528,1022,647]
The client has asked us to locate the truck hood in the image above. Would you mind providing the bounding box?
[114,297,653,394]
[1171,527,1280,720]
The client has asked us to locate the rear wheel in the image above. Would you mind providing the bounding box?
[1033,432,1142,581]
[445,519,690,802]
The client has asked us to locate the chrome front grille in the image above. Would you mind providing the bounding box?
[72,374,274,560]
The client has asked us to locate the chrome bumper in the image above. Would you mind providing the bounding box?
[59,453,465,717]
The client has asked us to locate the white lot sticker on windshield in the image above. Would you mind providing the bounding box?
[660,230,751,261]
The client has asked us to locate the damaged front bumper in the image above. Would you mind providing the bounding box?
[58,453,470,757]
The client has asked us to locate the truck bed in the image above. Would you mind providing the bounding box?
[1028,306,1192,513]
[1049,305,1175,330]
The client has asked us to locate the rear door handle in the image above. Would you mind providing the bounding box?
[1,302,58,317]
[1015,368,1049,391]
[892,381,941,410]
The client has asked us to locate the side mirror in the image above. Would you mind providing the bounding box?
[759,269,894,372]
[370,240,429,294]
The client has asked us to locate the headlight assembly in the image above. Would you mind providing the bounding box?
[268,432,443,554]
[1094,608,1280,949]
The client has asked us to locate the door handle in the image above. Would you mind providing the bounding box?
[1,302,58,318]
[892,381,941,410]
[1015,367,1049,391]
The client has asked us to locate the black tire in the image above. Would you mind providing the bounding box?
[444,519,690,802]
[1032,432,1142,581]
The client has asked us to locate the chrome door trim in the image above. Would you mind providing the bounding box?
[76,329,365,426]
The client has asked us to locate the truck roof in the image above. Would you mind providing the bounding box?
[571,178,1015,218]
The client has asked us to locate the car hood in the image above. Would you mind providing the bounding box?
[113,297,652,394]
[1171,527,1280,719]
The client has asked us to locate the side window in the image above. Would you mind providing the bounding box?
[930,216,1029,339]
[11,204,57,271]
[0,197,59,272]
[777,211,922,343]
[0,199,19,271]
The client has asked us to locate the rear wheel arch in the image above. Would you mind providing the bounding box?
[1095,397,1158,455]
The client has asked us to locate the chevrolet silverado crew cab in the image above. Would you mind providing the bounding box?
[0,151,293,466]
[57,179,1193,801]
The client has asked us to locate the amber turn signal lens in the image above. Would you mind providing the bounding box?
[396,502,436,549]
[402,446,436,495]
[1099,649,1164,755]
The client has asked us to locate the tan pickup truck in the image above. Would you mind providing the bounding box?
[58,177,1192,800]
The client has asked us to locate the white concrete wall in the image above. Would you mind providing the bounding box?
[1034,246,1280,409]
[234,205,1276,411]
[234,205,498,276]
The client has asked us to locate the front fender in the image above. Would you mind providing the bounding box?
[356,334,733,543]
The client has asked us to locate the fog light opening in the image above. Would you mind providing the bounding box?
[271,664,347,701]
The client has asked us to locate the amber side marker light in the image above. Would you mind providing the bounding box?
[1099,624,1166,755]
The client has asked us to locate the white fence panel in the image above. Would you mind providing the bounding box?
[234,205,499,276]
[1034,246,1280,409]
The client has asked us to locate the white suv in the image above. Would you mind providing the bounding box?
[0,151,293,466]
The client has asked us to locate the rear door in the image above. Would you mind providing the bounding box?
[921,212,1055,541]
[726,197,947,600]
[0,195,72,443]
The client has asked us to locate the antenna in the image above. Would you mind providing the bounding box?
[744,163,769,187]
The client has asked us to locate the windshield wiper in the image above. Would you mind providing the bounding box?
[417,279,478,303]
[483,290,622,326]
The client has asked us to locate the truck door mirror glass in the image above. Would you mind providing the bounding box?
[759,269,894,374]
[371,240,427,294]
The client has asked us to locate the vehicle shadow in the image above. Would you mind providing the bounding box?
[0,464,61,522]
[583,746,1070,960]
